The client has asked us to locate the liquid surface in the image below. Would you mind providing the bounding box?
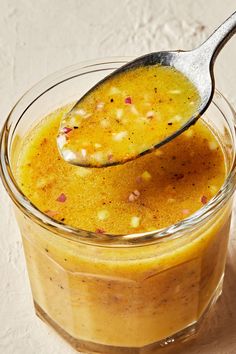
[16,106,225,235]
[58,65,200,167]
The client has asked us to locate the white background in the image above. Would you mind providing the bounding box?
[0,1,236,353]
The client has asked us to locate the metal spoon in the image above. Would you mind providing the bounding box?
[58,11,236,167]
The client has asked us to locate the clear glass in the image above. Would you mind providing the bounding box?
[0,58,236,354]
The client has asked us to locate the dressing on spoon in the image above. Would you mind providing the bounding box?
[57,11,236,167]
[58,66,200,167]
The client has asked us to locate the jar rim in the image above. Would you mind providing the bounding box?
[1,57,236,247]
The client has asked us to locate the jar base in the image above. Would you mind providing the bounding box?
[34,276,224,354]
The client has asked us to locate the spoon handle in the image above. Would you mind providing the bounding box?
[199,11,236,62]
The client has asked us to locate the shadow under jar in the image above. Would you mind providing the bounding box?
[1,58,236,354]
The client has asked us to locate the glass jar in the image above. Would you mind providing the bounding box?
[0,58,236,354]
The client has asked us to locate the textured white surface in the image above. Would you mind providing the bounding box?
[0,1,236,353]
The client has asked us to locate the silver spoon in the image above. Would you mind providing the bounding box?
[58,11,236,167]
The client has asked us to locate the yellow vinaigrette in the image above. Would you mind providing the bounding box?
[16,105,225,234]
[58,65,200,166]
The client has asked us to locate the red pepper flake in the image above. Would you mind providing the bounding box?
[136,176,142,184]
[108,153,113,161]
[201,195,208,204]
[125,96,132,104]
[56,193,67,203]
[182,209,190,215]
[95,228,105,234]
[62,127,73,134]
[45,210,59,217]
